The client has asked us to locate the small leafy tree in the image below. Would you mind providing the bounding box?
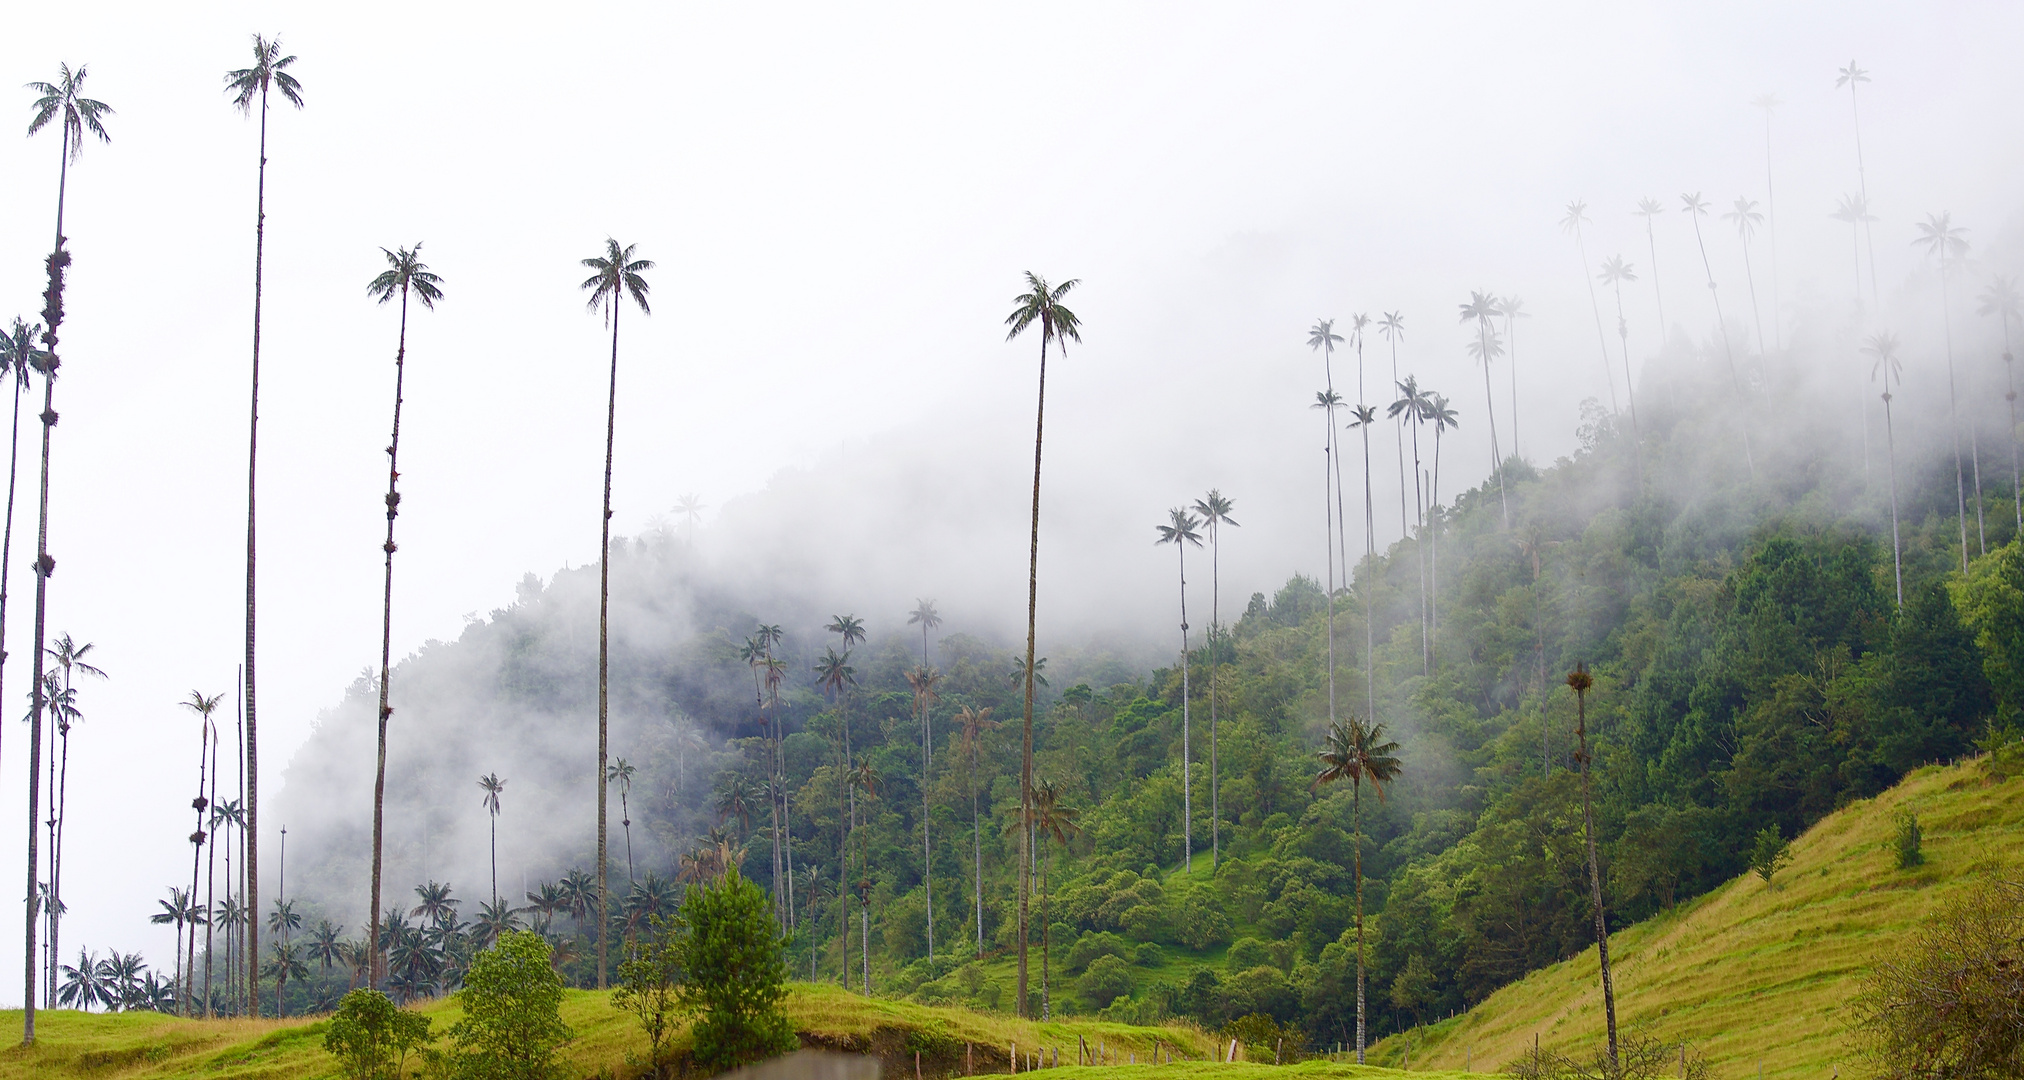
[613,915,685,1076]
[1893,810,1924,869]
[446,930,572,1080]
[675,868,796,1072]
[1853,881,2024,1080]
[1748,826,1792,886]
[324,988,431,1080]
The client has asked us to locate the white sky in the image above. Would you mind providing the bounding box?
[0,1,2020,1006]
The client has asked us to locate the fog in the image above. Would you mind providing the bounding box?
[0,0,2021,1005]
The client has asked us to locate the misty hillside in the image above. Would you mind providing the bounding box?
[271,317,2024,1039]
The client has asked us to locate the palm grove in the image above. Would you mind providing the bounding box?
[10,40,2024,1077]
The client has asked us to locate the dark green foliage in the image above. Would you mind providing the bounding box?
[613,916,685,1075]
[1748,826,1792,886]
[324,989,432,1080]
[445,931,572,1080]
[674,869,797,1073]
[1853,881,2024,1080]
[1078,955,1134,1010]
[1893,810,1923,870]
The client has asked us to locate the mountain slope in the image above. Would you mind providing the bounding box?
[1368,752,2024,1077]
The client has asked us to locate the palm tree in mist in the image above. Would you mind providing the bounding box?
[814,639,856,981]
[1979,275,2023,531]
[1681,192,1756,479]
[605,760,634,884]
[1837,61,1880,304]
[580,238,652,990]
[179,690,221,1013]
[1426,394,1459,656]
[1032,777,1078,1020]
[1598,256,1641,443]
[1751,94,1784,350]
[904,664,942,953]
[955,704,996,957]
[479,773,505,904]
[1634,198,1670,341]
[676,493,704,542]
[848,760,881,994]
[364,243,444,988]
[1915,212,1976,567]
[1831,194,1877,308]
[1561,201,1621,413]
[1389,376,1431,673]
[1866,331,1906,608]
[1566,663,1619,1072]
[44,636,102,1006]
[1346,406,1378,724]
[1002,270,1079,1016]
[225,42,302,1013]
[1497,296,1529,459]
[1155,507,1203,870]
[1190,490,1238,869]
[1724,198,1770,361]
[1379,312,1411,542]
[24,62,111,1039]
[1313,717,1401,1064]
[907,598,941,668]
[1311,387,1345,734]
[1459,291,1510,527]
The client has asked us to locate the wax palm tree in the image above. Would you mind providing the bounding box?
[1309,321,1351,665]
[1978,276,2023,531]
[1389,376,1432,672]
[178,689,221,1013]
[907,599,941,668]
[478,773,506,903]
[0,320,43,840]
[1496,296,1529,459]
[1837,61,1879,303]
[23,63,111,1039]
[1724,198,1770,361]
[99,951,146,1012]
[44,635,103,1004]
[848,761,882,994]
[306,919,344,976]
[715,773,758,839]
[1866,332,1906,608]
[1313,717,1401,1063]
[224,42,301,1013]
[605,760,634,884]
[675,493,704,542]
[263,941,307,1018]
[1346,405,1379,721]
[1459,291,1511,526]
[581,238,652,990]
[1190,490,1238,869]
[1566,663,1619,1071]
[1426,395,1460,657]
[362,243,444,988]
[1916,212,1978,565]
[815,636,857,983]
[58,949,107,1012]
[1598,256,1642,443]
[1831,194,1877,308]
[1633,198,1670,341]
[753,623,789,928]
[1751,94,1784,350]
[955,705,997,956]
[1032,777,1079,1021]
[151,889,196,1007]
[1561,202,1621,413]
[1682,192,1756,478]
[1002,270,1079,1015]
[1155,508,1203,870]
[1378,312,1411,541]
[473,899,523,950]
[904,664,943,954]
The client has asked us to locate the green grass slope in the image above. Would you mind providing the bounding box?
[1368,754,2024,1078]
[0,980,1465,1080]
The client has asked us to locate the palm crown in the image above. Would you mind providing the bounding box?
[1863,331,1902,387]
[224,35,305,112]
[1192,490,1238,531]
[581,239,653,321]
[1831,193,1876,226]
[1155,508,1203,549]
[1913,212,1969,265]
[1634,197,1665,222]
[1004,272,1080,351]
[0,318,49,388]
[1837,60,1870,89]
[367,244,445,308]
[1378,311,1405,343]
[478,773,505,815]
[26,63,113,161]
[826,614,866,648]
[1978,276,2020,325]
[1312,717,1403,797]
[1559,200,1590,235]
[1308,318,1342,356]
[1599,255,1637,286]
[1724,198,1764,240]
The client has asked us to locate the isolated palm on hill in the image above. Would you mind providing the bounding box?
[605,759,634,884]
[1914,212,1977,567]
[1155,507,1203,870]
[1561,201,1620,412]
[1459,291,1510,526]
[1191,490,1238,869]
[1003,270,1079,1016]
[23,62,110,1039]
[1865,331,1906,607]
[1978,275,2023,530]
[580,237,652,990]
[479,772,506,902]
[1314,717,1401,1063]
[1682,191,1755,478]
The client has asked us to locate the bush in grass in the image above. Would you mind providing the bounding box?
[1504,1028,1710,1080]
[1078,954,1134,1011]
[445,930,572,1080]
[1748,826,1792,886]
[675,868,797,1073]
[324,988,431,1080]
[1893,809,1924,869]
[613,916,685,1077]
[1853,880,2024,1080]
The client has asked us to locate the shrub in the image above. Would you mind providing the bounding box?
[324,989,431,1080]
[675,868,798,1073]
[445,930,573,1080]
[1852,880,2024,1080]
[613,916,685,1076]
[1170,896,1232,950]
[1505,1028,1709,1080]
[1893,809,1923,869]
[1078,954,1134,1011]
[1226,937,1272,971]
[1747,826,1792,886]
[1065,931,1132,973]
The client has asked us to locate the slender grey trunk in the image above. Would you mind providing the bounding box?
[1354,782,1366,1062]
[598,301,619,990]
[369,282,413,988]
[1687,209,1757,479]
[1178,537,1191,870]
[1573,676,1619,1072]
[1574,221,1620,413]
[204,721,219,1016]
[244,84,271,1018]
[1017,334,1050,1016]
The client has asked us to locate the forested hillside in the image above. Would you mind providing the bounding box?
[272,361,2024,1046]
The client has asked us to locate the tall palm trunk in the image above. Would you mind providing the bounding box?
[597,303,620,991]
[1208,524,1221,869]
[920,688,931,956]
[1016,334,1051,1016]
[1390,338,1409,542]
[1687,211,1757,479]
[1407,412,1428,674]
[1740,233,1767,364]
[1505,312,1522,461]
[840,718,852,984]
[368,281,415,989]
[1938,250,1972,572]
[24,126,73,1045]
[242,79,274,1019]
[2003,322,2020,533]
[1353,780,1366,1062]
[1573,221,1620,413]
[186,714,207,1013]
[1358,416,1375,725]
[971,740,984,955]
[1571,670,1618,1072]
[203,723,220,1016]
[1610,280,1642,447]
[1848,81,1879,304]
[489,808,499,905]
[1475,317,1509,525]
[1177,536,1192,871]
[1641,215,1669,342]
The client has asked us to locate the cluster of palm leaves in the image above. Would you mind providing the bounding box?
[57,949,174,1013]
